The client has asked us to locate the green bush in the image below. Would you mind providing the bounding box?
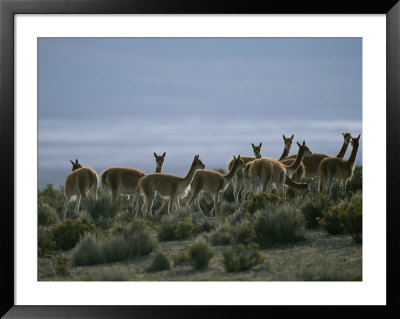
[157,208,212,241]
[54,254,69,275]
[38,184,65,213]
[209,224,235,246]
[299,193,332,229]
[147,252,171,272]
[300,200,322,229]
[50,218,98,250]
[223,243,265,272]
[339,192,362,243]
[188,238,215,269]
[38,226,56,257]
[244,193,284,214]
[71,219,155,266]
[83,196,119,228]
[38,203,60,226]
[253,206,305,248]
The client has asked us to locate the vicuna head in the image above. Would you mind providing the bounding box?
[251,142,262,158]
[154,152,166,173]
[351,134,361,147]
[283,134,294,150]
[192,154,205,170]
[297,141,312,158]
[232,155,245,170]
[342,132,352,144]
[70,159,82,172]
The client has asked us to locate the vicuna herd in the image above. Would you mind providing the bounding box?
[61,133,360,221]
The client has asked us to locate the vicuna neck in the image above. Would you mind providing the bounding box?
[155,165,162,173]
[182,162,199,186]
[347,142,359,165]
[336,141,350,158]
[285,147,304,170]
[279,146,290,160]
[225,161,241,182]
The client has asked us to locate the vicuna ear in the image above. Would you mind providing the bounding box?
[259,142,262,148]
[283,134,286,140]
[357,134,361,139]
[154,152,157,158]
[291,134,294,140]
[70,160,75,166]
[297,142,301,147]
[233,155,236,160]
[302,141,305,146]
[75,159,79,164]
[252,143,255,148]
[238,155,241,159]
[342,132,345,136]
[162,152,166,158]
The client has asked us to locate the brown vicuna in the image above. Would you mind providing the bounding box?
[281,141,312,178]
[283,133,352,178]
[100,152,166,213]
[228,142,262,203]
[241,135,296,198]
[278,134,294,160]
[284,175,311,197]
[188,155,245,216]
[62,159,98,221]
[139,155,205,217]
[248,141,312,197]
[318,134,360,196]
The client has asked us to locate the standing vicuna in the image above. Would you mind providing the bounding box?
[318,134,360,196]
[282,133,352,178]
[278,134,294,160]
[101,152,166,214]
[139,155,205,217]
[248,141,312,197]
[62,159,99,221]
[188,155,245,216]
[228,142,262,203]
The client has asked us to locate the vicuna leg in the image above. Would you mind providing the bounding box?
[233,175,242,203]
[75,194,82,215]
[62,196,71,222]
[142,192,155,218]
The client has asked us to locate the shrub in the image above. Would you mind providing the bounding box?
[157,208,208,241]
[339,192,362,243]
[187,238,215,269]
[80,195,121,229]
[71,219,155,266]
[54,254,69,275]
[300,200,322,229]
[209,224,235,246]
[38,203,60,226]
[223,243,265,272]
[38,226,56,257]
[318,208,344,235]
[253,206,305,248]
[38,184,65,212]
[244,193,283,214]
[50,219,98,250]
[147,252,171,272]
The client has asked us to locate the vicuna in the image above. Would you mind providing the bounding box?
[62,159,98,221]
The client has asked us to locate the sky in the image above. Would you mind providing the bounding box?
[38,38,362,190]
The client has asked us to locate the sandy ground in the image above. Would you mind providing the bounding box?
[38,228,362,282]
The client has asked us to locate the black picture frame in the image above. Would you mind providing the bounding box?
[1,0,399,318]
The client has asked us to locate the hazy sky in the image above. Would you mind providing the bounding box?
[38,38,362,189]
